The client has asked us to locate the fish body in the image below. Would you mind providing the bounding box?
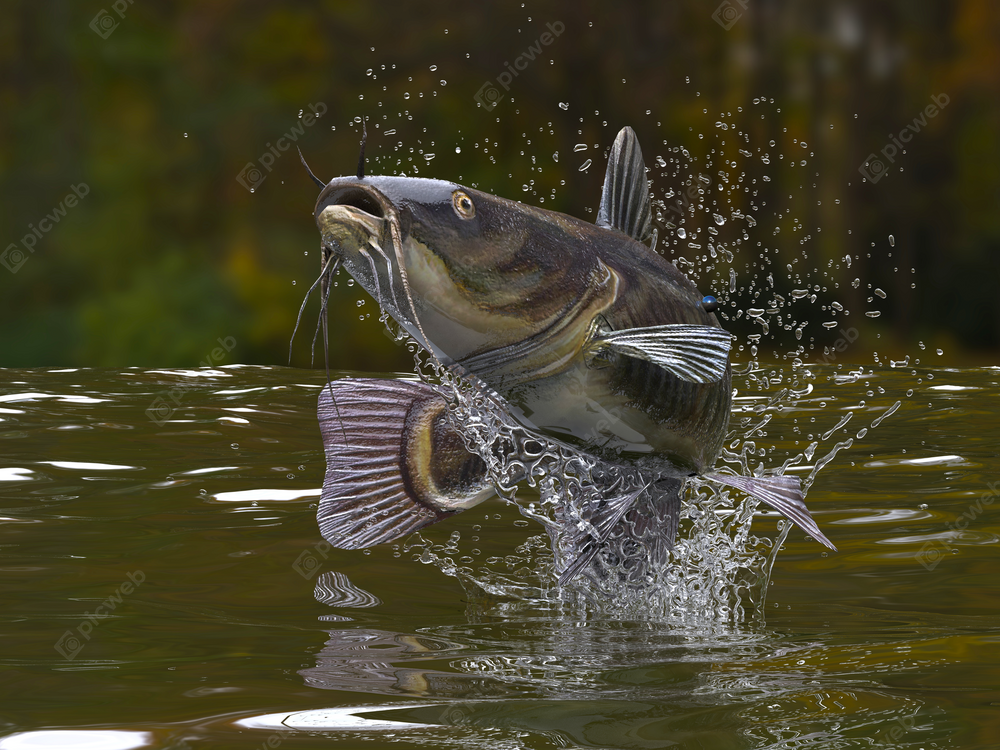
[316,171,727,475]
[307,127,833,578]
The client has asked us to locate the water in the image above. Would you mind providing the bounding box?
[1,365,998,748]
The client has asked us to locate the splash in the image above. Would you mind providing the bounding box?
[308,56,929,626]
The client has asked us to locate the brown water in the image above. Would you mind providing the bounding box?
[1,365,998,749]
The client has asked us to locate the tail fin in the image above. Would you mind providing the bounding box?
[706,472,836,550]
[317,378,495,549]
[556,477,683,586]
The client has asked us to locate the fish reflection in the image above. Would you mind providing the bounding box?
[301,127,835,582]
[303,571,508,699]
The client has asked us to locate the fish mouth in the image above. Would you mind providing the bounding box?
[313,180,427,354]
[316,184,391,260]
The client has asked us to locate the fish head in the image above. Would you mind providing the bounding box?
[315,175,600,362]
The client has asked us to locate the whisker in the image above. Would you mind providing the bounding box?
[297,147,326,188]
[289,252,336,365]
[306,256,349,446]
[310,259,334,366]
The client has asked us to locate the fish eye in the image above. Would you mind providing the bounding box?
[452,190,476,219]
[701,295,719,312]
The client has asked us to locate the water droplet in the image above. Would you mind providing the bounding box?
[874,288,886,299]
[936,348,943,356]
[455,146,461,154]
[573,143,587,152]
[865,311,881,318]
[558,102,569,110]
[888,234,895,246]
[578,159,592,172]
[677,227,686,239]
[429,64,437,71]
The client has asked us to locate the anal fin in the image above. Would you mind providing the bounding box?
[706,472,836,551]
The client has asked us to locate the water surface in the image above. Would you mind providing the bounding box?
[1,365,997,748]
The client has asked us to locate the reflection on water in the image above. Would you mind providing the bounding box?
[0,365,996,747]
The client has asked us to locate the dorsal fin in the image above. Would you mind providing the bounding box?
[596,126,652,244]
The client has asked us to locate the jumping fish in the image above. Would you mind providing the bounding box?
[304,127,836,581]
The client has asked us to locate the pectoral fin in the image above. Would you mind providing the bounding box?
[597,126,653,244]
[706,472,837,551]
[591,323,731,383]
[317,378,495,550]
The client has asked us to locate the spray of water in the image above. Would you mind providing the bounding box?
[306,56,930,626]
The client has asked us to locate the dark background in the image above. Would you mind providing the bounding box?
[2,1,997,370]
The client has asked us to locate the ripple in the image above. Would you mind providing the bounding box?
[0,468,34,482]
[0,730,153,750]
[39,461,140,471]
[314,571,382,607]
[0,393,109,404]
[864,454,968,468]
[236,706,431,731]
[209,488,320,503]
[145,369,231,378]
[177,466,242,476]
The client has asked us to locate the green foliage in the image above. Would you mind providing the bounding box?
[1,0,998,367]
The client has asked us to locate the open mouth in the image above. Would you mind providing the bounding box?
[321,186,386,219]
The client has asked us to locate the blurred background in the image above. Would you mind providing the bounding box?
[1,0,997,370]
